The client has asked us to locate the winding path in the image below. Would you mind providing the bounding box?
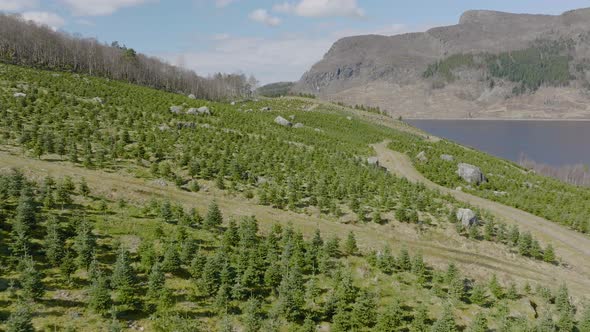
[372,140,590,284]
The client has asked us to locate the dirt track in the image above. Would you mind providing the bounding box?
[372,140,590,289]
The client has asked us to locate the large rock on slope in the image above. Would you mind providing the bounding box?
[456,208,478,227]
[457,163,486,185]
[274,116,292,127]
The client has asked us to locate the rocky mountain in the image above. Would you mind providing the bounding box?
[294,8,590,119]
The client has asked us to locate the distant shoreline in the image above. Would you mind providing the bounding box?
[404,117,590,122]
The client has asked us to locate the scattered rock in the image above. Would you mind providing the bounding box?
[416,151,428,162]
[230,101,236,105]
[346,116,353,120]
[158,124,170,131]
[274,116,292,127]
[293,123,304,128]
[455,186,462,191]
[367,157,380,166]
[176,122,196,129]
[457,163,486,184]
[456,208,478,227]
[288,115,295,120]
[493,191,507,196]
[187,106,211,115]
[170,105,183,114]
[440,154,454,161]
[151,179,168,187]
[245,109,253,112]
[260,106,272,111]
[314,128,323,132]
[188,94,196,99]
[91,97,104,104]
[13,92,26,98]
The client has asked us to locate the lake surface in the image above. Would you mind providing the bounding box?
[407,120,590,167]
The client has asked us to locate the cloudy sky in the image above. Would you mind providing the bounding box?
[2,0,590,84]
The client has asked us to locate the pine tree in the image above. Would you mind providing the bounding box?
[470,282,487,306]
[242,297,262,332]
[351,290,377,329]
[59,250,77,284]
[161,243,181,274]
[73,220,96,269]
[331,302,351,332]
[543,244,555,264]
[555,283,572,314]
[449,278,465,301]
[536,312,555,332]
[431,305,458,332]
[508,225,520,246]
[6,301,34,332]
[483,219,495,241]
[343,231,358,256]
[88,271,112,315]
[21,258,44,301]
[375,299,404,332]
[579,304,590,332]
[111,247,137,306]
[159,200,173,223]
[410,304,429,332]
[147,263,166,302]
[43,216,63,267]
[506,283,519,300]
[79,177,90,197]
[489,274,504,299]
[205,201,223,229]
[398,247,412,271]
[467,312,488,332]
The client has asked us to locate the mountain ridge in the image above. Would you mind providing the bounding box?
[294,7,590,119]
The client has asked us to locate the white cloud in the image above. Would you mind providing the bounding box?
[249,9,281,26]
[161,23,429,84]
[211,33,230,41]
[21,11,65,30]
[0,0,38,11]
[60,0,151,16]
[163,35,332,84]
[215,0,234,8]
[273,0,364,18]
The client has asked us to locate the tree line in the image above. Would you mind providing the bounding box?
[0,13,257,100]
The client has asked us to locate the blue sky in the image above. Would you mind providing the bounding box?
[2,0,590,84]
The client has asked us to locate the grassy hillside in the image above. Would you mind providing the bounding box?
[256,82,296,97]
[0,64,588,330]
[389,132,590,234]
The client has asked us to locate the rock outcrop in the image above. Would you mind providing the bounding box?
[457,163,486,185]
[293,8,590,119]
[274,116,292,127]
[456,208,478,227]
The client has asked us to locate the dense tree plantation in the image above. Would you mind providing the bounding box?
[389,133,590,234]
[0,14,255,100]
[0,62,585,330]
[423,39,574,94]
[0,63,553,263]
[0,170,587,331]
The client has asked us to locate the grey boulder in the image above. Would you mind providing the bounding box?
[457,163,486,184]
[440,154,454,161]
[170,105,183,114]
[274,116,292,127]
[456,208,478,227]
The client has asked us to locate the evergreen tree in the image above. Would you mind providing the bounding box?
[6,301,34,332]
[343,231,358,256]
[161,243,181,274]
[470,282,487,306]
[73,220,96,269]
[375,299,404,332]
[88,271,112,315]
[43,216,63,267]
[398,247,412,271]
[467,312,488,332]
[431,305,458,332]
[79,177,90,197]
[20,258,44,301]
[411,304,429,332]
[277,265,305,321]
[59,250,77,284]
[205,201,223,229]
[555,283,572,314]
[506,283,519,300]
[536,312,555,332]
[351,290,377,329]
[331,302,351,332]
[242,298,262,332]
[111,247,137,306]
[147,263,166,302]
[579,304,590,332]
[449,278,465,301]
[489,274,504,299]
[543,244,556,264]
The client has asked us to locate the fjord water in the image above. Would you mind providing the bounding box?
[407,120,590,167]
